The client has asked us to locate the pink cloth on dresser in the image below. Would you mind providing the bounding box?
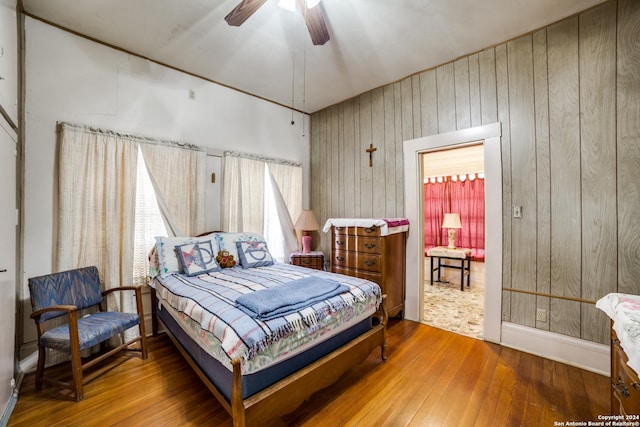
[382,218,410,228]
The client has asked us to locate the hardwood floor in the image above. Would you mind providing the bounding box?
[8,320,610,426]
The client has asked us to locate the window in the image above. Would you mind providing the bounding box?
[133,147,167,286]
[223,152,302,262]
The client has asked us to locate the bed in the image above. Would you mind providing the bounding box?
[148,232,388,427]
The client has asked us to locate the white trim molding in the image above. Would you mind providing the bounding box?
[403,122,502,343]
[501,322,609,376]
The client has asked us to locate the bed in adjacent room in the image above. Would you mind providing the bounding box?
[148,232,387,427]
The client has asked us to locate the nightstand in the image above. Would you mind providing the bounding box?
[290,251,325,271]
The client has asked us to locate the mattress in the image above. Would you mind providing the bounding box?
[150,263,382,375]
[156,301,373,400]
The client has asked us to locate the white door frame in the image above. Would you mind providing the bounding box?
[0,115,17,420]
[403,123,503,343]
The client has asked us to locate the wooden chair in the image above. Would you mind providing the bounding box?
[28,266,147,401]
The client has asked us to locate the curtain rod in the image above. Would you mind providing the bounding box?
[224,151,302,167]
[57,121,205,152]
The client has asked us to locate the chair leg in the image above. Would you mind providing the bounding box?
[140,331,148,360]
[70,348,84,401]
[135,287,148,360]
[137,317,148,360]
[35,345,46,390]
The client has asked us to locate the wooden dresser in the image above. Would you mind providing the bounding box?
[330,224,407,318]
[611,325,640,415]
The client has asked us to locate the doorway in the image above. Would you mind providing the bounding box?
[421,145,485,339]
[403,123,502,344]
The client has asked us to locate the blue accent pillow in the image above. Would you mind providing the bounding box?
[236,240,275,269]
[175,240,220,276]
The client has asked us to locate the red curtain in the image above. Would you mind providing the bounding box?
[423,176,485,261]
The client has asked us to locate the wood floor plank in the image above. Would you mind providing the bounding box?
[9,320,609,426]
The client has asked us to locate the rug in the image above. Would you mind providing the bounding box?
[423,278,484,340]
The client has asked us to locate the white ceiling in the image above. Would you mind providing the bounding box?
[21,0,604,113]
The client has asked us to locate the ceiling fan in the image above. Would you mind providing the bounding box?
[225,0,330,46]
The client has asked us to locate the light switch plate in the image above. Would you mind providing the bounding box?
[513,205,522,219]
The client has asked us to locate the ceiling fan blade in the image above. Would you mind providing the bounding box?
[296,0,330,45]
[225,0,269,27]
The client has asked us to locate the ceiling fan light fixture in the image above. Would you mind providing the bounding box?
[278,0,321,12]
[278,0,296,12]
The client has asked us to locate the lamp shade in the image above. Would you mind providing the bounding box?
[294,210,319,231]
[441,213,462,229]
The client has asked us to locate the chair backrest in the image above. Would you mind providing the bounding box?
[29,266,103,323]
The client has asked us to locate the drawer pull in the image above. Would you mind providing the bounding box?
[364,227,376,234]
[633,382,640,391]
[364,260,376,267]
[613,379,630,398]
[335,227,345,231]
[336,256,345,262]
[364,243,377,249]
[336,240,345,246]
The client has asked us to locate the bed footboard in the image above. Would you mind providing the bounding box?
[232,297,388,427]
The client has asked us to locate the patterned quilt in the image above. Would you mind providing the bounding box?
[150,263,382,366]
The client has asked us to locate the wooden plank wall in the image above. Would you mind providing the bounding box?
[310,0,640,345]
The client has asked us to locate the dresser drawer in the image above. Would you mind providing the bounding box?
[332,225,381,237]
[332,266,381,285]
[332,226,350,236]
[333,235,381,254]
[357,226,381,237]
[332,250,381,273]
[291,255,324,270]
[333,235,355,251]
[612,330,640,414]
[355,253,382,272]
[356,237,381,254]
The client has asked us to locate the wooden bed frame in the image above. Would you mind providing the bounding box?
[151,289,387,427]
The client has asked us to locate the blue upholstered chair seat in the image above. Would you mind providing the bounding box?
[40,312,140,352]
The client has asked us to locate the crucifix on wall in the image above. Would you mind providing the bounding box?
[366,143,377,167]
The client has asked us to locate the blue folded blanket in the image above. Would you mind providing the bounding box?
[236,276,350,321]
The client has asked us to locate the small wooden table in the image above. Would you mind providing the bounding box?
[426,247,472,291]
[290,251,325,271]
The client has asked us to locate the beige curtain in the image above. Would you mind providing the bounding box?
[269,161,302,222]
[222,151,302,261]
[223,154,266,233]
[56,123,138,304]
[265,165,301,262]
[140,142,206,237]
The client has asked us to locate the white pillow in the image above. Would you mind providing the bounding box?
[155,235,220,277]
[213,232,265,261]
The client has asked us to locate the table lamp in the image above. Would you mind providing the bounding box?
[442,213,462,249]
[294,210,319,253]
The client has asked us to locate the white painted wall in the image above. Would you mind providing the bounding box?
[21,17,310,345]
[0,0,18,125]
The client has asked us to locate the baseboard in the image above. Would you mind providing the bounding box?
[501,322,610,376]
[0,372,21,427]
